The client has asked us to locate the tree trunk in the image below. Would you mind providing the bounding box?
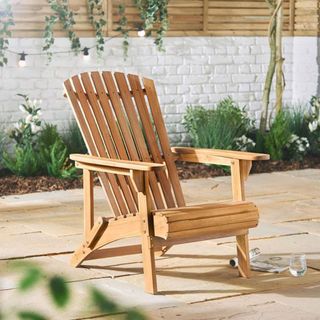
[275,0,284,113]
[260,1,277,132]
[260,0,284,132]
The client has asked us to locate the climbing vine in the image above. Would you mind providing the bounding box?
[0,0,170,66]
[133,0,169,51]
[0,0,14,66]
[87,0,107,56]
[43,0,81,60]
[116,4,129,58]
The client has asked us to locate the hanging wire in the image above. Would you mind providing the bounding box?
[5,32,128,57]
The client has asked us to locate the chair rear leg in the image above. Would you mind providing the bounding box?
[236,233,251,278]
[141,235,157,294]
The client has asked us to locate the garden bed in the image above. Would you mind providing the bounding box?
[1,157,319,197]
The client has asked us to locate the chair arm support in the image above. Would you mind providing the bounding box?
[171,147,269,202]
[70,154,166,176]
[171,147,269,162]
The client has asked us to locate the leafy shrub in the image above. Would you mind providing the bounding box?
[2,144,44,177]
[45,139,78,179]
[265,111,292,160]
[38,124,79,179]
[306,96,320,156]
[3,96,79,179]
[183,97,254,151]
[264,109,310,161]
[38,123,61,147]
[61,121,87,155]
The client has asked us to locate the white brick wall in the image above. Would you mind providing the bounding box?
[0,36,315,143]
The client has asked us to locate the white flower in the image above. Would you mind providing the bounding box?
[308,121,318,132]
[19,105,27,113]
[289,134,299,143]
[25,114,33,124]
[37,110,42,116]
[30,123,41,134]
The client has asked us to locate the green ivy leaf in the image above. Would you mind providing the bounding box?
[19,267,42,291]
[90,288,118,313]
[18,311,48,320]
[48,276,70,308]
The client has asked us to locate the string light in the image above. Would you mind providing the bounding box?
[137,26,145,37]
[5,30,145,66]
[82,47,90,61]
[18,52,27,67]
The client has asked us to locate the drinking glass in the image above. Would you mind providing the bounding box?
[289,254,307,277]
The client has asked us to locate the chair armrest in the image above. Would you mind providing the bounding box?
[171,147,269,163]
[70,154,166,174]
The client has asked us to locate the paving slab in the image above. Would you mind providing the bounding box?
[1,169,320,319]
[147,282,320,319]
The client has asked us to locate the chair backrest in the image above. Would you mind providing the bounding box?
[64,71,185,217]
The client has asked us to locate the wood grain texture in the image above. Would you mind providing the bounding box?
[64,71,264,294]
[7,0,318,37]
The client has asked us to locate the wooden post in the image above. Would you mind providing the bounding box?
[83,169,94,239]
[231,160,251,278]
[132,171,157,294]
[106,0,113,36]
[203,0,209,33]
[289,0,295,36]
[275,0,284,113]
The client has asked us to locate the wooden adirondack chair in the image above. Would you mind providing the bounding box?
[64,71,269,294]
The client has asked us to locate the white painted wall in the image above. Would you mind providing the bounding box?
[292,37,319,104]
[0,36,316,143]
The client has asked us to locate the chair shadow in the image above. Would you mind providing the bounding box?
[81,252,320,297]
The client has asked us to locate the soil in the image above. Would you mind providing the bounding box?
[0,157,319,197]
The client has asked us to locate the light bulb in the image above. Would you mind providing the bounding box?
[137,28,145,37]
[82,47,90,61]
[18,52,27,67]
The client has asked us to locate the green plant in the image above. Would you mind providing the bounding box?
[38,124,79,179]
[1,262,147,319]
[61,121,87,155]
[116,3,129,58]
[45,139,78,178]
[265,110,291,160]
[87,0,107,56]
[306,96,320,156]
[9,94,42,148]
[2,144,44,177]
[38,123,61,147]
[134,0,169,51]
[43,0,81,60]
[0,127,6,158]
[183,97,254,151]
[0,0,14,66]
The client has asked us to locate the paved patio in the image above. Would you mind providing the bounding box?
[1,169,320,319]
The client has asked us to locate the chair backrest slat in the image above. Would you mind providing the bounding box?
[113,72,165,209]
[64,72,186,218]
[80,73,137,214]
[143,78,186,207]
[64,78,121,216]
[127,74,177,208]
[71,75,130,216]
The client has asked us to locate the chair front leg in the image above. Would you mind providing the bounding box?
[83,169,94,239]
[231,159,252,278]
[132,171,157,294]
